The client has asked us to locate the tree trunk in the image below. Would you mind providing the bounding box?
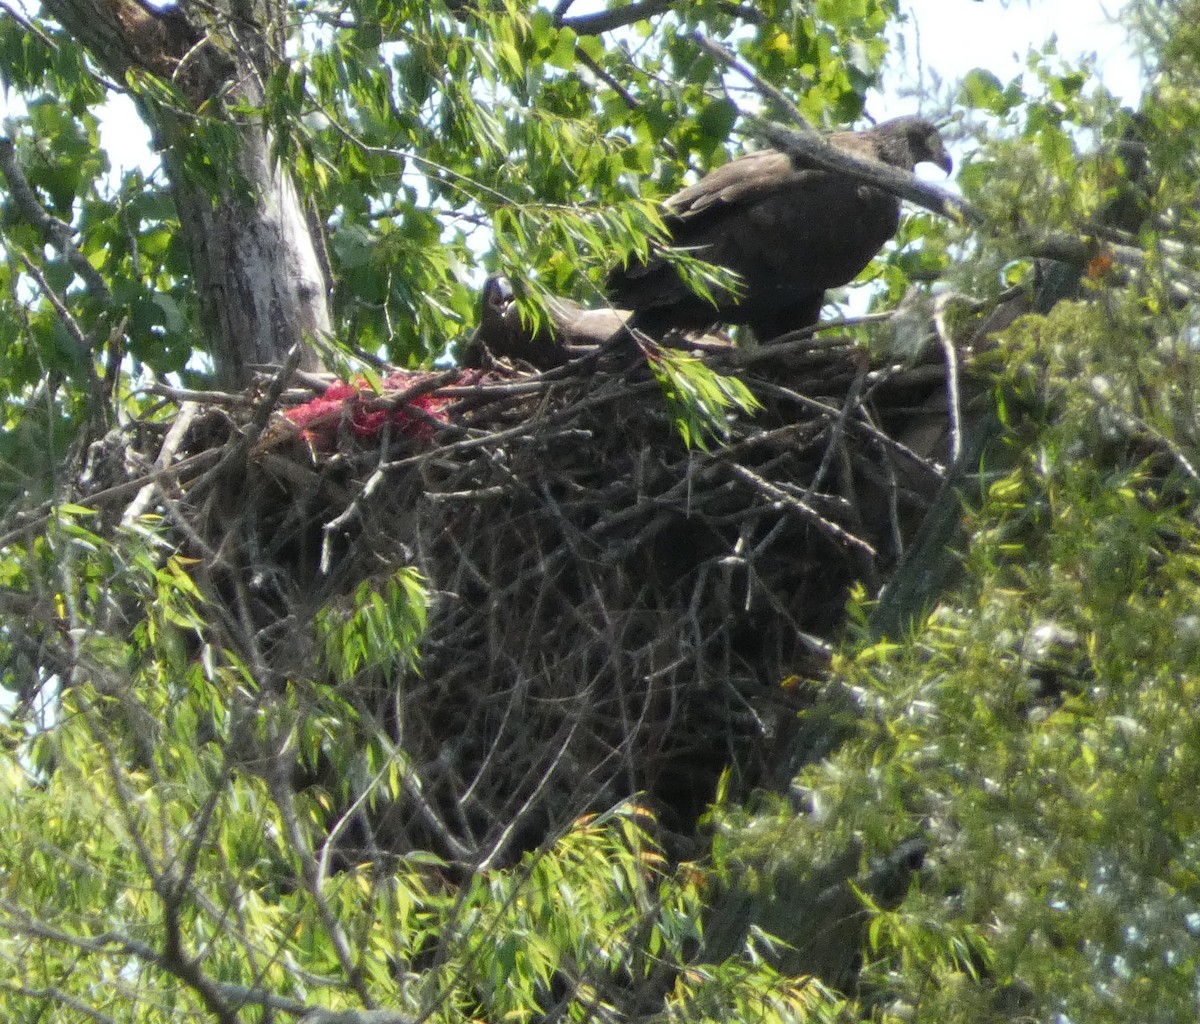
[41,0,329,386]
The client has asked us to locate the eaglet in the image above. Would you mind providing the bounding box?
[462,273,629,370]
[606,116,953,342]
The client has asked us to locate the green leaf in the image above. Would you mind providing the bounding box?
[646,345,761,451]
[958,67,1005,111]
[696,98,737,146]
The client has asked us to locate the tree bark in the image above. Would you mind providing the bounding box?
[40,0,329,386]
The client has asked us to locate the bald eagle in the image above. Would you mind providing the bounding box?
[606,116,953,341]
[462,274,631,370]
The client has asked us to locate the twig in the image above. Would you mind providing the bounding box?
[17,252,104,398]
[122,402,202,526]
[141,382,255,405]
[575,44,679,160]
[728,463,877,557]
[0,897,340,1018]
[691,32,812,131]
[18,254,94,356]
[932,293,964,462]
[268,772,376,1008]
[803,350,870,499]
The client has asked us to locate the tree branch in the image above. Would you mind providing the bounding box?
[0,895,410,1021]
[559,0,677,34]
[691,32,812,130]
[301,1012,416,1024]
[559,0,761,33]
[0,138,114,302]
[267,767,376,1008]
[756,120,981,224]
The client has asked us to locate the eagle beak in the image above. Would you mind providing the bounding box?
[933,144,953,176]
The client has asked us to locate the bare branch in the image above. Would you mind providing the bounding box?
[559,0,676,34]
[727,463,877,557]
[756,121,983,224]
[268,769,376,1008]
[691,32,812,131]
[932,293,963,463]
[122,401,201,526]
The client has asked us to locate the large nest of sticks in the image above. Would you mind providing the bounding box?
[95,324,979,869]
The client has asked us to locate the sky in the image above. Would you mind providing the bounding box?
[887,0,1142,110]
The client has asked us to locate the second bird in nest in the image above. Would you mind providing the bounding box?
[462,274,630,370]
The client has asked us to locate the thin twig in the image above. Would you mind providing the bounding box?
[932,292,964,462]
[691,32,812,130]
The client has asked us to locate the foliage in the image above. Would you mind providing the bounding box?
[318,570,429,683]
[644,344,761,450]
[7,0,1200,1022]
[795,168,1200,1024]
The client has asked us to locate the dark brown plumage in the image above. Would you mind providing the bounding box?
[606,116,953,341]
[463,274,628,370]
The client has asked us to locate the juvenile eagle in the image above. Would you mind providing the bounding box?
[606,116,953,341]
[462,274,629,370]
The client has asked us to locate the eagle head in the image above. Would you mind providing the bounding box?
[873,116,954,175]
[481,273,516,319]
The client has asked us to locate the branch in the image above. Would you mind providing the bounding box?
[18,252,101,369]
[0,137,114,301]
[727,463,877,557]
[0,448,221,554]
[691,32,811,130]
[267,770,376,1008]
[301,1012,416,1024]
[159,894,244,1024]
[0,1,61,53]
[755,121,984,225]
[0,982,120,1024]
[574,43,683,160]
[932,293,963,463]
[0,897,404,1021]
[559,0,761,32]
[559,0,676,34]
[0,899,241,1022]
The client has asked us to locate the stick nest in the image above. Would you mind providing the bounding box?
[100,330,963,868]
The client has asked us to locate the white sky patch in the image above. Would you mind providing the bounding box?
[885,0,1143,110]
[96,93,156,180]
